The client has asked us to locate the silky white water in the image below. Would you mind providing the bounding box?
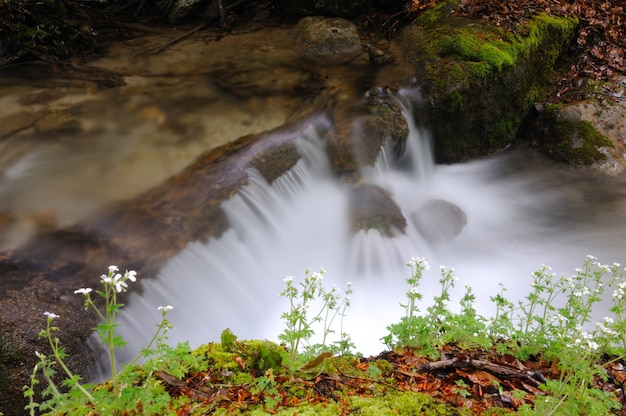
[113,95,626,366]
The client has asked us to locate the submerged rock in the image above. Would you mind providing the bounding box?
[411,199,467,246]
[349,183,406,236]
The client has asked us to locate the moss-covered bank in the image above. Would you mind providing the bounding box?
[399,0,578,163]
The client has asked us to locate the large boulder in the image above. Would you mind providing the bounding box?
[398,0,578,163]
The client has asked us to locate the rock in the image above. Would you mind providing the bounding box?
[34,109,80,135]
[349,183,406,236]
[326,88,409,179]
[293,17,362,65]
[398,1,578,163]
[169,0,207,24]
[411,199,467,246]
[522,79,626,175]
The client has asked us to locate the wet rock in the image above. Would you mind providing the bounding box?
[349,183,406,236]
[293,17,362,65]
[34,109,81,135]
[363,87,408,158]
[169,0,208,24]
[411,199,467,246]
[326,88,409,179]
[524,78,626,176]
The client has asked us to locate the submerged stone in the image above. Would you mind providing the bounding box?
[411,199,467,246]
[349,183,406,236]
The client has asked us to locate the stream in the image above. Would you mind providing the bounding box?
[1,26,626,378]
[111,96,626,367]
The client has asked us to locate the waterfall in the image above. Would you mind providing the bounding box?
[110,93,626,372]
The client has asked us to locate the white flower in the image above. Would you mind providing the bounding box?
[44,311,59,319]
[74,288,93,295]
[108,265,119,272]
[347,281,353,287]
[105,273,127,292]
[311,272,323,281]
[283,276,293,283]
[126,270,137,282]
[407,257,429,270]
[113,280,127,293]
[586,340,599,352]
[157,305,174,311]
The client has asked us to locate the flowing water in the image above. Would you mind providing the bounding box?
[2,32,626,378]
[112,91,626,366]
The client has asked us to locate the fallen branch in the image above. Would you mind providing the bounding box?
[417,357,544,387]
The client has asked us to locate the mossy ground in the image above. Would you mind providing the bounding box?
[85,334,624,415]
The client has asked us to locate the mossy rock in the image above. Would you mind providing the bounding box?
[522,104,613,166]
[398,0,578,163]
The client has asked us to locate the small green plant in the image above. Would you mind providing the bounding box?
[278,268,355,370]
[383,258,470,357]
[23,266,181,415]
[384,255,626,415]
[249,369,282,411]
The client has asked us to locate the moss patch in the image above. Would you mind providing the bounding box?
[523,105,613,166]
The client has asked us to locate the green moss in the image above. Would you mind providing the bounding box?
[552,120,612,165]
[399,0,578,162]
[205,390,469,415]
[413,4,577,88]
[192,330,288,377]
[528,106,614,166]
[348,391,471,415]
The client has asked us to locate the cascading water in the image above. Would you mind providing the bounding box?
[111,92,626,371]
